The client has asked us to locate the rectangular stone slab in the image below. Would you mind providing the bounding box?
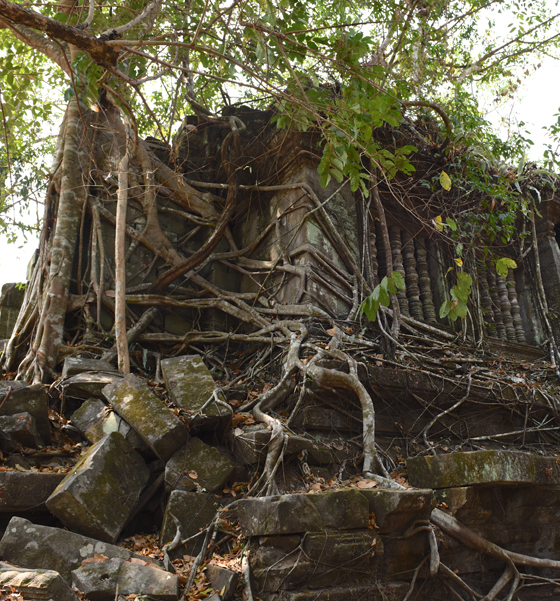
[71,557,178,600]
[62,372,123,400]
[407,450,560,488]
[62,357,117,379]
[0,565,78,601]
[160,491,221,557]
[161,355,231,434]
[46,431,150,543]
[358,488,435,534]
[165,438,235,494]
[237,489,370,536]
[0,381,50,441]
[0,471,65,512]
[103,374,188,461]
[0,516,158,584]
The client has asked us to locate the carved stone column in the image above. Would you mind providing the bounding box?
[496,272,516,342]
[416,237,436,322]
[507,269,526,343]
[389,226,409,317]
[402,231,423,320]
[486,267,507,340]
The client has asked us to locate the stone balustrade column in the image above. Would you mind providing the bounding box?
[415,237,436,322]
[402,231,423,320]
[389,226,409,317]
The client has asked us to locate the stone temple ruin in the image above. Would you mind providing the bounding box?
[1,106,560,599]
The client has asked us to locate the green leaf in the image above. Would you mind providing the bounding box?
[440,171,452,191]
[440,300,452,319]
[445,217,457,231]
[495,257,517,277]
[379,286,390,307]
[391,270,405,290]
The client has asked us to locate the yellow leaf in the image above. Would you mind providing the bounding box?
[440,171,452,191]
[454,258,463,266]
[434,215,444,231]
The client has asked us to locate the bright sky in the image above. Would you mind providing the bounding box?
[1,15,559,287]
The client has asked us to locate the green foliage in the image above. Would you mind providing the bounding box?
[440,271,472,321]
[360,271,405,323]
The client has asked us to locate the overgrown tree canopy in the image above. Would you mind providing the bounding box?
[0,0,560,483]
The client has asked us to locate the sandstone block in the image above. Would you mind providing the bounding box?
[0,516,156,583]
[229,427,312,465]
[237,489,370,536]
[0,564,78,601]
[0,412,40,450]
[72,558,178,600]
[62,357,117,379]
[71,399,148,451]
[103,374,188,462]
[62,372,123,400]
[161,355,231,434]
[165,438,235,494]
[0,381,50,442]
[0,472,65,512]
[206,564,239,600]
[407,450,560,489]
[160,491,221,557]
[359,488,435,534]
[46,431,150,542]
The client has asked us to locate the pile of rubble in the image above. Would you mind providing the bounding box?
[0,355,244,600]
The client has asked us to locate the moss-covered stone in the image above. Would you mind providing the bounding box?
[165,438,235,493]
[0,565,78,601]
[71,558,178,600]
[358,488,435,535]
[62,357,116,379]
[237,489,370,536]
[0,516,157,584]
[46,431,150,542]
[0,381,50,442]
[160,491,222,558]
[407,450,560,488]
[62,372,123,400]
[103,374,188,461]
[161,355,231,434]
[0,472,65,512]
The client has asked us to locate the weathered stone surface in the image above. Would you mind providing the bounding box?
[229,426,313,465]
[62,357,117,379]
[46,431,150,542]
[103,374,188,462]
[359,489,435,534]
[206,564,239,600]
[0,381,50,442]
[72,558,178,600]
[0,283,25,339]
[161,355,231,434]
[165,438,235,493]
[0,472,65,512]
[160,491,221,557]
[252,531,381,591]
[407,450,560,488]
[0,564,78,601]
[0,517,155,584]
[0,412,40,450]
[62,372,123,400]
[71,399,148,451]
[275,582,409,601]
[237,490,370,536]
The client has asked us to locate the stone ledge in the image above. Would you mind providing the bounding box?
[407,450,560,488]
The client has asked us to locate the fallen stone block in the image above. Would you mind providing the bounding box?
[206,564,239,600]
[161,355,231,434]
[46,431,150,542]
[0,564,78,601]
[359,488,435,534]
[0,412,40,450]
[407,450,560,488]
[62,372,123,400]
[229,426,313,466]
[103,374,188,462]
[0,381,50,442]
[0,516,157,584]
[275,583,409,601]
[62,357,117,379]
[160,491,221,557]
[0,472,65,512]
[0,283,25,339]
[165,438,235,494]
[71,399,149,451]
[72,557,179,600]
[237,489,370,536]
